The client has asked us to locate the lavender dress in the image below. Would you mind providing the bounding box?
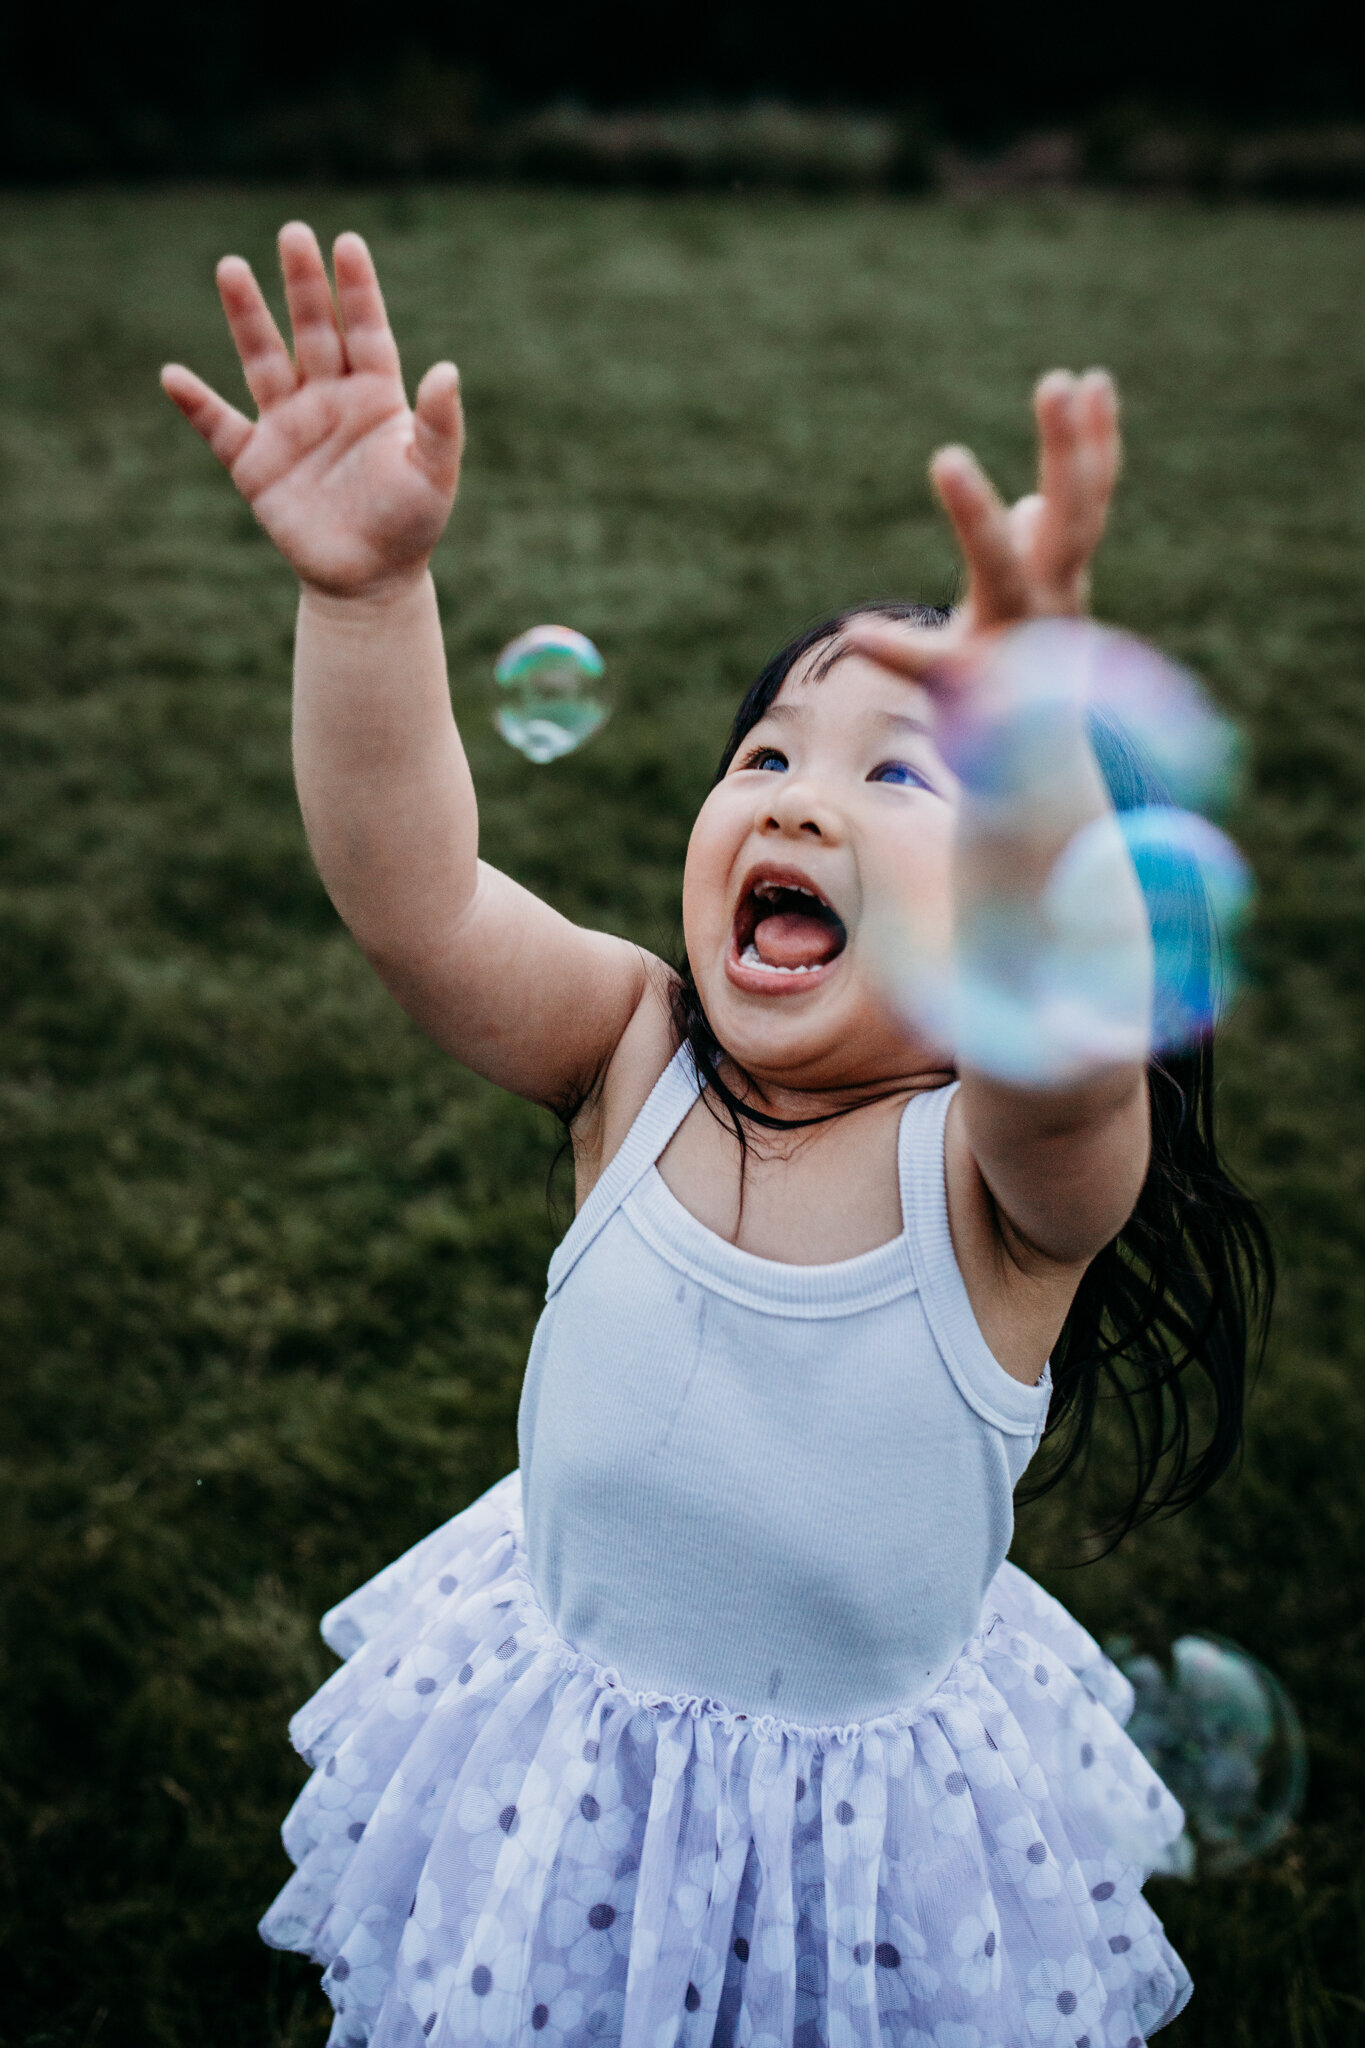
[261,1050,1192,2047]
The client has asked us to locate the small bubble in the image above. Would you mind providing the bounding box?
[492,626,610,764]
[1109,1632,1308,1877]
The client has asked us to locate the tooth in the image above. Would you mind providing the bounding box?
[740,941,832,976]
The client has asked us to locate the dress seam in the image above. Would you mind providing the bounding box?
[503,1542,992,1747]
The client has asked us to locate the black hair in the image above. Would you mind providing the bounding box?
[671,601,1274,1544]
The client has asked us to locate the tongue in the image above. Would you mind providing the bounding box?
[753,912,842,969]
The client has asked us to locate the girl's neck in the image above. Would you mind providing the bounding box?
[710,1050,955,1132]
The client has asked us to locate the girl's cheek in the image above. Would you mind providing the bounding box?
[869,819,952,901]
[681,811,739,956]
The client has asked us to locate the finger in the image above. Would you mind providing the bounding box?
[160,363,254,471]
[216,255,299,410]
[841,619,963,685]
[1034,369,1084,523]
[411,362,464,495]
[1033,370,1107,586]
[278,221,347,381]
[1006,491,1046,557]
[1045,367,1120,513]
[333,232,403,379]
[931,446,1031,625]
[1079,367,1122,502]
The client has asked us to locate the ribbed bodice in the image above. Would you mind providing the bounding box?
[516,1047,1050,1726]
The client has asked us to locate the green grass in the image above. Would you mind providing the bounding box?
[1,186,1363,2048]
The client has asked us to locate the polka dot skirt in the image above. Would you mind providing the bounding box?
[260,1475,1191,2047]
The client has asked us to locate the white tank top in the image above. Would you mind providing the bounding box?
[516,1046,1051,1728]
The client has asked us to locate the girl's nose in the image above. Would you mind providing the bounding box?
[759,776,845,844]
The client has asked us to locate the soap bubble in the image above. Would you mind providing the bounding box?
[1107,1633,1308,1877]
[874,803,1250,1084]
[1080,629,1241,819]
[938,618,1241,820]
[492,626,610,764]
[1116,806,1250,1050]
[871,620,1252,1082]
[875,832,1153,1088]
[1042,804,1252,1055]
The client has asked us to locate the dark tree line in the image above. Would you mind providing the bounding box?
[4,0,1362,178]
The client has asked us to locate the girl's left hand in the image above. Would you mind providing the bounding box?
[846,368,1120,688]
[161,224,463,598]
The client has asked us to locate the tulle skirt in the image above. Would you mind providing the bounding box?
[261,1474,1192,2047]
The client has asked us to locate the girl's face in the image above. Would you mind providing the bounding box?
[683,647,960,1095]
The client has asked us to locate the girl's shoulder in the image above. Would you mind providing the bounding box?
[568,956,683,1211]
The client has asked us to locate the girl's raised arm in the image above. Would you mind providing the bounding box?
[848,374,1151,1284]
[163,224,657,1115]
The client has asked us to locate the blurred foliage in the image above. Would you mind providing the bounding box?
[4,0,1363,175]
[0,188,1363,2047]
[7,70,1365,199]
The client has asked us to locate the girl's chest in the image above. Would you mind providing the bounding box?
[653,1094,907,1264]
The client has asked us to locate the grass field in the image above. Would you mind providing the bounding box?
[1,186,1363,2048]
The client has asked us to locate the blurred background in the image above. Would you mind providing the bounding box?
[2,6,1364,2047]
[5,0,1365,195]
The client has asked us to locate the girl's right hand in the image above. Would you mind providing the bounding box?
[162,222,463,599]
[844,368,1121,693]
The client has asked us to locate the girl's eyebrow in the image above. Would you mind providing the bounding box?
[753,704,935,738]
[874,709,936,738]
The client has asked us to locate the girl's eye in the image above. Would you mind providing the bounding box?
[743,746,788,773]
[868,758,936,793]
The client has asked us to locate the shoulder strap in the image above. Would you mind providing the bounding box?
[895,1078,956,1236]
[545,1044,703,1297]
[897,1078,1052,1437]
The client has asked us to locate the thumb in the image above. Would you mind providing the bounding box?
[411,362,464,495]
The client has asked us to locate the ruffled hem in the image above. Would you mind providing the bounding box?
[262,1474,1192,2048]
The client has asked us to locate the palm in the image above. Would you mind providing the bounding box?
[162,224,463,597]
[237,373,449,591]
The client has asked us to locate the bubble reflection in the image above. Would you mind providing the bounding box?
[492,626,610,764]
[1108,1634,1308,1878]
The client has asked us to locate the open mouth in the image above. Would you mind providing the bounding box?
[730,870,848,983]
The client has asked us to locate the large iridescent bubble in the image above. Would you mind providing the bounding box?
[492,626,610,764]
[1107,1634,1308,1877]
[872,619,1251,1083]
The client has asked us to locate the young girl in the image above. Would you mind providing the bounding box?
[163,223,1269,2048]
